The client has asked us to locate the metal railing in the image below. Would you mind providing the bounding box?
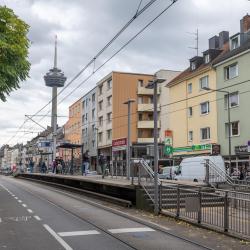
[160,184,250,240]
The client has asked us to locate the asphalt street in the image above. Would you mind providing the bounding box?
[0,176,211,250]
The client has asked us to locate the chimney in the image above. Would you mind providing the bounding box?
[209,35,219,49]
[219,31,229,48]
[240,14,250,33]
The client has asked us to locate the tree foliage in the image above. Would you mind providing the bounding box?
[0,6,30,101]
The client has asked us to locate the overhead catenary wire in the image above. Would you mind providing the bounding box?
[11,0,179,144]
[2,0,159,145]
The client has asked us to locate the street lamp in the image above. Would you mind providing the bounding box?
[146,77,165,215]
[202,87,232,172]
[123,99,136,180]
[94,127,99,173]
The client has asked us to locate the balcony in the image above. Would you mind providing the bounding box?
[137,103,160,112]
[137,86,160,95]
[137,120,160,129]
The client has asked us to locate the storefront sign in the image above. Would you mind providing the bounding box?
[173,144,212,153]
[112,138,127,152]
[211,144,221,155]
[164,130,173,156]
[235,145,248,155]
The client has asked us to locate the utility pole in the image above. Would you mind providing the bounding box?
[123,99,135,180]
[146,77,165,215]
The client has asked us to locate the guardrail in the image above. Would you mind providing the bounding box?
[160,184,250,240]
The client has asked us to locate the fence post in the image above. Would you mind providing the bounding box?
[176,186,180,217]
[224,191,229,232]
[198,188,202,223]
[159,182,162,211]
[131,161,134,185]
[205,159,209,184]
[138,163,141,185]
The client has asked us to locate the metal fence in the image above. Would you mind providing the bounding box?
[160,184,250,240]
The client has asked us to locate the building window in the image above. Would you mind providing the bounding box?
[187,83,192,94]
[200,101,210,115]
[188,131,193,141]
[92,124,95,132]
[99,84,103,95]
[226,121,240,137]
[107,79,112,90]
[99,116,103,126]
[191,62,196,70]
[82,115,85,124]
[200,127,210,140]
[92,93,95,103]
[85,113,88,123]
[107,96,112,106]
[204,54,210,64]
[138,79,143,87]
[92,109,95,120]
[138,113,143,121]
[224,63,238,80]
[138,97,143,104]
[199,75,209,90]
[188,107,193,117]
[230,36,239,50]
[98,101,103,111]
[107,112,112,123]
[148,96,153,104]
[107,129,112,140]
[98,132,103,142]
[82,101,85,110]
[224,92,239,108]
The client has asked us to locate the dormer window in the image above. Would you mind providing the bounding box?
[204,54,210,64]
[191,62,196,70]
[230,35,240,50]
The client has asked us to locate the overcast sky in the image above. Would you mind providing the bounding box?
[0,0,249,146]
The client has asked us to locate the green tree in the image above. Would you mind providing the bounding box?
[0,6,30,101]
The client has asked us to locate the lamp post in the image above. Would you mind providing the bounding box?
[202,87,232,172]
[95,127,99,172]
[123,99,136,180]
[146,77,165,215]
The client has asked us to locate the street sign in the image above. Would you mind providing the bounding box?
[164,145,173,155]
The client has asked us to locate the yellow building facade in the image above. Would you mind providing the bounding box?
[167,64,218,156]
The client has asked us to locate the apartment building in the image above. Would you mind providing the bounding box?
[166,33,228,157]
[213,14,250,171]
[64,97,83,159]
[82,87,97,168]
[96,71,153,161]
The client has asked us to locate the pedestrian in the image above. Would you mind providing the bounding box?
[52,160,57,174]
[61,159,66,174]
[99,153,106,179]
[29,160,34,173]
[82,150,90,176]
[42,161,47,173]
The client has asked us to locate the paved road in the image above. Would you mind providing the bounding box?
[0,176,210,250]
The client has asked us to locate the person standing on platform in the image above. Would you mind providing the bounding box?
[82,150,90,176]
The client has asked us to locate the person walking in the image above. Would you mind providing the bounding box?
[99,153,106,179]
[29,160,34,173]
[82,150,90,176]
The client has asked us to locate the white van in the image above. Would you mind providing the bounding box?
[174,155,226,183]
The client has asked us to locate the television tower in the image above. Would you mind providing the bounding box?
[44,36,67,161]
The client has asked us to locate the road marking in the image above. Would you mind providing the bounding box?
[14,197,18,199]
[11,194,15,197]
[0,218,2,223]
[18,200,22,203]
[27,209,33,213]
[34,215,41,221]
[108,227,155,234]
[22,204,27,208]
[7,216,31,222]
[43,224,73,250]
[58,230,100,237]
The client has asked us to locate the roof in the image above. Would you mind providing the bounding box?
[166,45,228,87]
[213,39,250,66]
